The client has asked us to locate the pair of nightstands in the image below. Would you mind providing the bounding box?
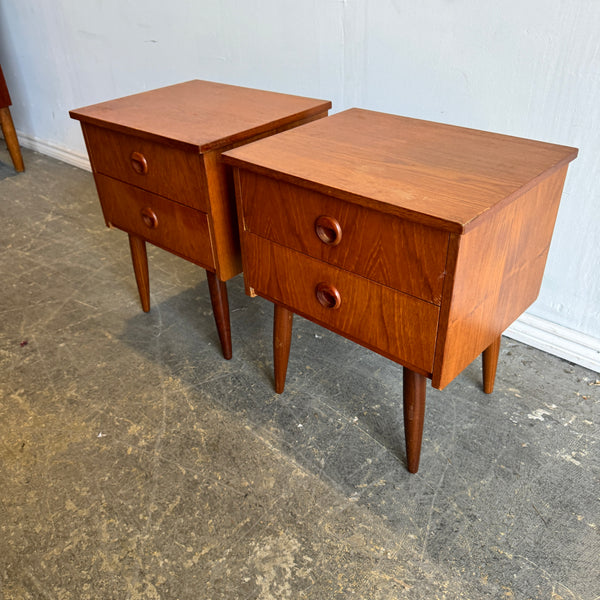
[71,81,577,472]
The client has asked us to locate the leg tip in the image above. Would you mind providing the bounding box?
[407,459,420,474]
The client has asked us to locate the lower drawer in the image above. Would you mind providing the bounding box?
[243,233,439,374]
[95,174,215,269]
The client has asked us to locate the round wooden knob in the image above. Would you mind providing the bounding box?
[315,215,342,246]
[140,207,158,229]
[315,282,342,309]
[130,151,148,175]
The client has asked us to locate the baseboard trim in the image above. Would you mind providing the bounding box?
[14,132,600,374]
[18,130,91,171]
[505,313,600,373]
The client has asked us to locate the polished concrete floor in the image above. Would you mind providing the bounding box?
[0,147,599,599]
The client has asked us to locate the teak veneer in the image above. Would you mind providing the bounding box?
[70,80,331,358]
[223,108,578,473]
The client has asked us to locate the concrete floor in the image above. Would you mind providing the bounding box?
[0,147,598,599]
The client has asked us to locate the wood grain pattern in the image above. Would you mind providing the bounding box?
[82,124,208,211]
[94,174,215,269]
[70,80,331,153]
[71,80,331,362]
[223,108,577,233]
[228,107,577,472]
[432,166,570,389]
[243,232,439,375]
[239,171,449,304]
[73,82,331,285]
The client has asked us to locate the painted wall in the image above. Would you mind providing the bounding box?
[1,0,598,365]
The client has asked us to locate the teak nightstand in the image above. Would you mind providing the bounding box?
[223,108,578,472]
[70,80,331,358]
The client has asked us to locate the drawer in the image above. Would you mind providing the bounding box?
[83,124,209,211]
[95,174,215,269]
[243,233,439,374]
[238,171,448,304]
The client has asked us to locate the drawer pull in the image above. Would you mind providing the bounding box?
[315,215,342,246]
[140,207,158,229]
[130,151,148,175]
[315,282,342,309]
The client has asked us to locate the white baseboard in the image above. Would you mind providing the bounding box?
[505,313,600,373]
[17,130,91,171]
[13,131,600,374]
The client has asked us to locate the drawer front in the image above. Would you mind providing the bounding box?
[95,174,215,269]
[244,233,439,374]
[83,124,209,211]
[239,171,448,304]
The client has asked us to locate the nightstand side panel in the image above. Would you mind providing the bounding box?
[432,165,570,389]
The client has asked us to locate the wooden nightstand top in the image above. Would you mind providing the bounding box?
[69,80,331,153]
[223,108,578,233]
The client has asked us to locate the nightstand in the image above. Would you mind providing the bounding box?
[223,108,578,472]
[70,80,331,358]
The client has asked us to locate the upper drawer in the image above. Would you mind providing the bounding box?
[238,171,448,304]
[82,124,209,211]
[94,174,215,269]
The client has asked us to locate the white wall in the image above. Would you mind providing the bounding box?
[1,0,598,370]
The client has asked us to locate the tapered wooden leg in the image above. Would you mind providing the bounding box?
[206,271,232,360]
[128,234,150,312]
[403,367,427,474]
[482,336,501,394]
[0,107,25,172]
[273,304,294,394]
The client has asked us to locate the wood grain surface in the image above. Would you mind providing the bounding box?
[239,171,449,304]
[70,80,331,152]
[228,107,577,470]
[243,232,439,375]
[223,108,578,233]
[94,173,215,269]
[432,165,571,388]
[82,123,208,211]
